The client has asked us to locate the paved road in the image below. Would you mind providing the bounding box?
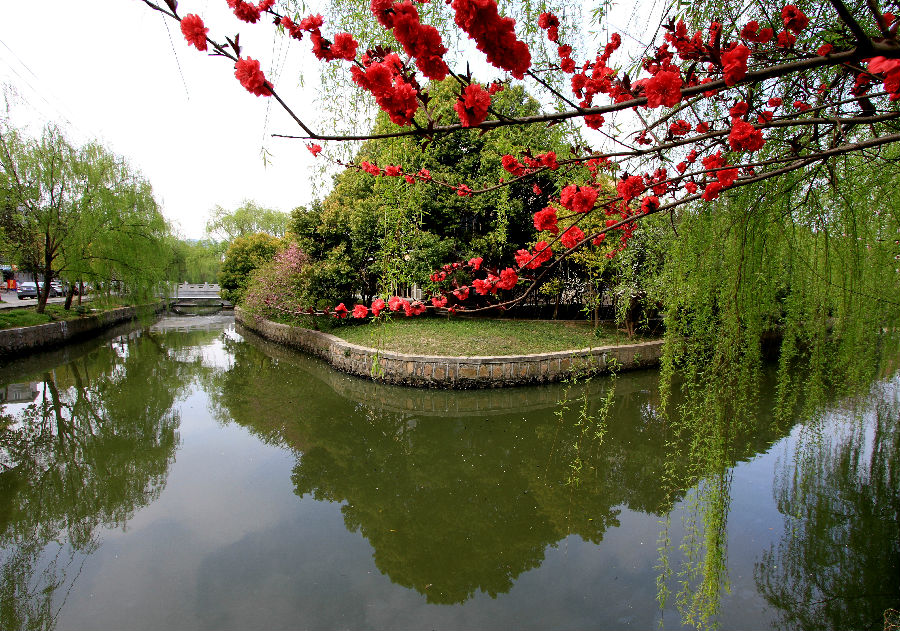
[0,292,91,310]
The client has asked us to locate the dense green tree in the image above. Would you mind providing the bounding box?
[289,79,574,303]
[218,232,282,303]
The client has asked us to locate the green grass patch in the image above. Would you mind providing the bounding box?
[0,302,97,330]
[331,316,648,356]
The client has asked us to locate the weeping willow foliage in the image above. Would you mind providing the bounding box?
[652,147,900,627]
[279,0,580,149]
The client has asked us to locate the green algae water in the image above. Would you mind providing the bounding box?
[0,314,897,630]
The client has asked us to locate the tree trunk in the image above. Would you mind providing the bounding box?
[36,265,54,314]
[64,284,75,310]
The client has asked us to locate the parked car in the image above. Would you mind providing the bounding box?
[16,282,58,300]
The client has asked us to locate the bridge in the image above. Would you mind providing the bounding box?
[168,283,233,311]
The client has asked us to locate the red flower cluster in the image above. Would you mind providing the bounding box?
[641,69,682,108]
[670,119,691,136]
[560,225,585,249]
[497,268,518,290]
[568,33,627,115]
[283,13,358,62]
[360,161,381,176]
[451,0,531,79]
[776,30,796,48]
[702,181,723,201]
[740,21,774,43]
[533,206,558,234]
[455,83,491,127]
[560,185,599,213]
[180,14,208,52]
[453,286,470,301]
[307,143,322,156]
[616,175,645,203]
[226,0,272,24]
[728,119,765,152]
[869,57,900,100]
[351,53,418,125]
[729,101,749,118]
[371,0,449,80]
[234,57,271,96]
[640,195,660,214]
[722,44,751,86]
[501,151,559,176]
[515,241,552,269]
[781,5,809,33]
[538,12,559,42]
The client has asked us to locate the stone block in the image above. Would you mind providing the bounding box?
[459,363,479,379]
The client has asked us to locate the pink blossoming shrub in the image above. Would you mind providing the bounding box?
[242,243,318,325]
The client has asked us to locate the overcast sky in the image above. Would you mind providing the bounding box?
[0,0,328,239]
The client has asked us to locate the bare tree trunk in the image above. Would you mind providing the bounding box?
[64,284,75,310]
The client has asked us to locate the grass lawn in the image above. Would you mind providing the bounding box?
[331,316,648,356]
[0,302,104,330]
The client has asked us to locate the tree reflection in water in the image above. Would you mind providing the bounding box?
[755,380,900,631]
[211,329,792,606]
[0,326,213,631]
[2,317,895,630]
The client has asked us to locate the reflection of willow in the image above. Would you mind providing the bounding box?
[210,333,791,605]
[0,330,197,631]
[657,343,899,630]
[656,342,777,630]
[755,381,900,631]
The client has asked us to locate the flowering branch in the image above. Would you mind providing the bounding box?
[139,0,900,319]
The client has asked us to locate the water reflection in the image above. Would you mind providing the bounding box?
[755,381,900,631]
[0,321,225,631]
[0,316,896,629]
[213,326,793,605]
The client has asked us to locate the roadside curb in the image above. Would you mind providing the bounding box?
[235,307,663,389]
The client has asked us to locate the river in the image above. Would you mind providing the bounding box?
[0,314,897,630]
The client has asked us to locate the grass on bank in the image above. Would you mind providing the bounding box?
[330,316,650,356]
[0,298,122,330]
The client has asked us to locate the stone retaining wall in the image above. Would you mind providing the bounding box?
[236,307,663,389]
[0,304,160,359]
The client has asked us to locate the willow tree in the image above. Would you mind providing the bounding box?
[0,125,77,312]
[206,200,290,243]
[0,124,173,311]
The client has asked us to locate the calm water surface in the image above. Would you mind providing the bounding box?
[0,314,897,630]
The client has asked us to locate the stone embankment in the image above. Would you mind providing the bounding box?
[235,307,663,389]
[0,304,160,359]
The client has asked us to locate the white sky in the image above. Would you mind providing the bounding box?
[0,1,657,240]
[0,0,325,239]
